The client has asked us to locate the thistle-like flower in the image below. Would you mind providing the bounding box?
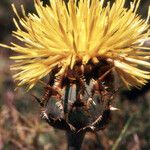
[1,0,150,89]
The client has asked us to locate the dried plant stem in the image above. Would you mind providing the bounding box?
[112,115,134,150]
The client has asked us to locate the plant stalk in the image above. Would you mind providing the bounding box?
[66,131,85,150]
[112,115,134,150]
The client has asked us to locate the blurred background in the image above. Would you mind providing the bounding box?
[0,0,150,150]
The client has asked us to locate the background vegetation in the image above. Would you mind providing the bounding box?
[0,0,150,149]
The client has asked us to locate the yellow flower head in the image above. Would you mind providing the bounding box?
[2,0,150,89]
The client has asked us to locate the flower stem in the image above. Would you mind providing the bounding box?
[66,131,85,150]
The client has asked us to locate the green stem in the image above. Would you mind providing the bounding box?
[66,131,85,150]
[112,115,134,150]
